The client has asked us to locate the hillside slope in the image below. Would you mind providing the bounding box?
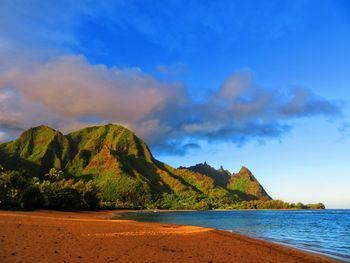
[186,163,271,200]
[0,124,272,209]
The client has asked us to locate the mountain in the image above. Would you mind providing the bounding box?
[229,166,272,200]
[184,162,231,188]
[0,124,272,209]
[186,163,271,201]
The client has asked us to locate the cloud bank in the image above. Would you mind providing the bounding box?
[0,55,341,154]
[0,1,343,154]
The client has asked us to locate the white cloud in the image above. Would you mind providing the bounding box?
[0,55,187,144]
[0,57,341,155]
[0,55,183,121]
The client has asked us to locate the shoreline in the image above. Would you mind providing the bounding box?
[0,210,343,263]
[114,209,347,261]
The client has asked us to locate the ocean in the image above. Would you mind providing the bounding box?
[118,210,350,262]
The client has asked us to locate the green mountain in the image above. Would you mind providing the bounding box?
[186,163,271,201]
[0,124,278,210]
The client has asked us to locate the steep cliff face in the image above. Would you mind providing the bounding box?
[228,166,272,201]
[0,124,271,201]
[185,162,231,188]
[186,163,272,200]
[0,125,69,176]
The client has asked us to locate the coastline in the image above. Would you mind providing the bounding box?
[0,210,343,263]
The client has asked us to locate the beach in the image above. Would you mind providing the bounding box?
[0,210,342,263]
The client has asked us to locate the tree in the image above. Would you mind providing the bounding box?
[43,186,81,210]
[97,174,150,208]
[0,169,28,207]
[45,168,65,182]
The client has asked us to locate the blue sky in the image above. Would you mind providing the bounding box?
[0,0,349,207]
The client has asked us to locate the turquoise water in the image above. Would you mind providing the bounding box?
[118,210,350,262]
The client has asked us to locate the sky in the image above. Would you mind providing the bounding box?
[0,0,349,208]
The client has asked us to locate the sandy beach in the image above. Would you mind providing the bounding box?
[0,210,342,263]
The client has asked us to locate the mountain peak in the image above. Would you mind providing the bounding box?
[71,123,131,134]
[66,123,153,163]
[186,162,231,188]
[17,125,62,144]
[0,123,272,207]
[185,163,272,201]
[239,166,251,174]
[228,167,272,200]
[21,125,59,135]
[33,124,55,130]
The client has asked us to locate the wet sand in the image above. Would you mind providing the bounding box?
[0,210,342,263]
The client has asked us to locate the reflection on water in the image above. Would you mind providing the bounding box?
[118,210,350,262]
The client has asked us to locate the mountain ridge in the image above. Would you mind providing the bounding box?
[185,162,271,201]
[0,123,290,210]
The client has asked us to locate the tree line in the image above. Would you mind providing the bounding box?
[0,165,325,211]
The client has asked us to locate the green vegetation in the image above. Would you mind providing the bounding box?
[187,163,272,200]
[228,200,325,210]
[0,164,325,211]
[0,124,325,210]
[0,166,98,210]
[229,177,249,193]
[95,173,151,209]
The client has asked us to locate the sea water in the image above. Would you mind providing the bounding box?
[118,210,350,262]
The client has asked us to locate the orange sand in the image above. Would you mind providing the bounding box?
[0,210,342,263]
